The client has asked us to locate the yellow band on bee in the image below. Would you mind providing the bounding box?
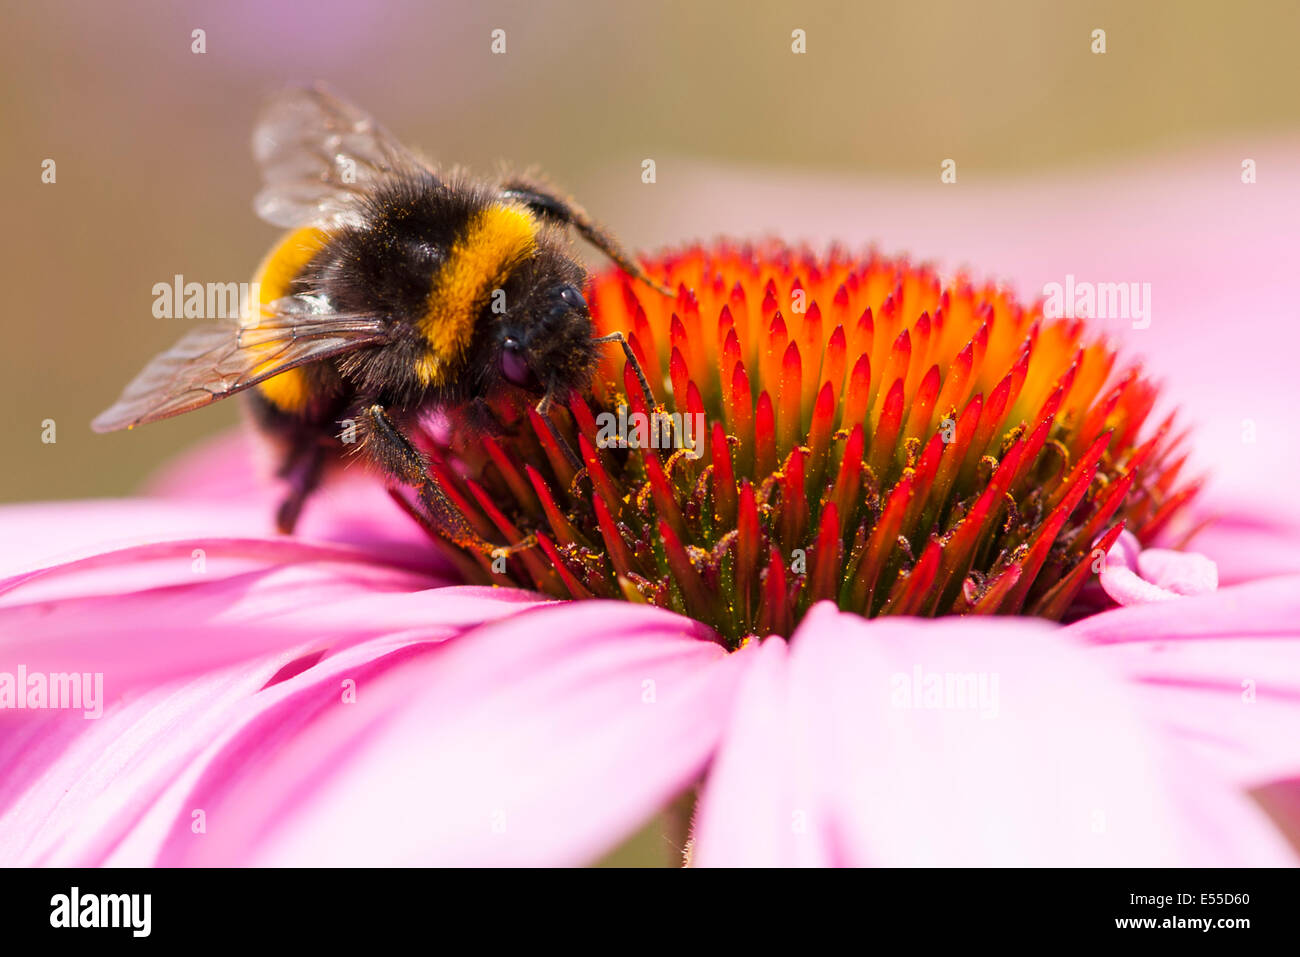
[417,203,538,386]
[249,227,330,412]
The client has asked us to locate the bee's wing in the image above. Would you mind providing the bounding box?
[252,84,435,229]
[92,297,389,432]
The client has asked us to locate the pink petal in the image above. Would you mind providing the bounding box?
[0,492,438,581]
[1069,574,1300,647]
[1069,575,1300,790]
[145,429,273,502]
[1138,548,1218,596]
[693,603,1294,866]
[0,531,443,606]
[0,635,461,865]
[165,602,746,866]
[687,636,831,865]
[0,590,557,865]
[0,429,439,583]
[0,530,543,694]
[0,642,320,865]
[1099,530,1218,606]
[0,500,275,577]
[144,428,431,555]
[1177,498,1300,586]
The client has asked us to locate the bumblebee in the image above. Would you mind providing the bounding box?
[93,86,666,547]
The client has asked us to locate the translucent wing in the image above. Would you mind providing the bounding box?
[252,84,435,229]
[92,297,389,432]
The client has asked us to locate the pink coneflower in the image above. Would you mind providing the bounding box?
[2,236,1298,866]
[414,241,1197,635]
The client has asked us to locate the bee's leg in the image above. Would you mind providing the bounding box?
[274,438,327,534]
[534,391,583,472]
[498,177,673,296]
[361,403,533,557]
[463,396,509,438]
[592,330,658,413]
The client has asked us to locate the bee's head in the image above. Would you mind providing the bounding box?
[495,264,598,400]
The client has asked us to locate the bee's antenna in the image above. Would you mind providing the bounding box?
[495,179,675,296]
[630,269,674,298]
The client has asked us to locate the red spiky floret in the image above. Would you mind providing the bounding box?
[401,242,1197,649]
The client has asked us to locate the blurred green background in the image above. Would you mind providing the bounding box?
[4,0,1298,503]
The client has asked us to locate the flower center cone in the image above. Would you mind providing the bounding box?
[401,241,1198,649]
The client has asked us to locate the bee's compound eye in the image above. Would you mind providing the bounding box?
[501,338,531,386]
[558,284,586,310]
